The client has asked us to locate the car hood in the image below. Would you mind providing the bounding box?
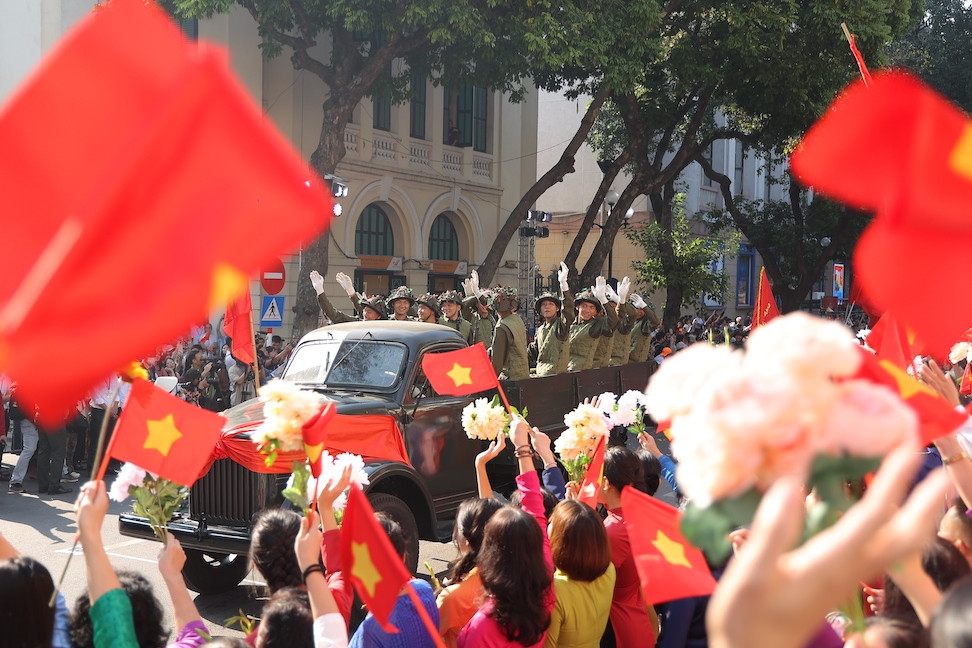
[220,390,400,433]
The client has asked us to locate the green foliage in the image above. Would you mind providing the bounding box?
[129,475,189,543]
[681,487,762,564]
[626,195,739,314]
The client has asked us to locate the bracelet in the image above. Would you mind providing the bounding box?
[301,564,324,583]
[943,451,969,466]
[514,444,532,453]
[515,448,536,459]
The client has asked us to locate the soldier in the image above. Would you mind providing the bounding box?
[310,271,385,322]
[567,277,619,372]
[628,293,662,363]
[386,286,415,321]
[609,278,639,366]
[488,287,530,381]
[591,277,631,369]
[415,293,442,324]
[462,271,496,346]
[529,262,574,376]
[439,290,475,345]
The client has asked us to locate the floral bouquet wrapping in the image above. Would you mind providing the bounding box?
[644,313,918,562]
[555,403,611,482]
[109,462,188,543]
[598,390,650,435]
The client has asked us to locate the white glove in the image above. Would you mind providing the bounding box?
[593,276,608,305]
[618,276,631,304]
[631,293,648,309]
[469,270,483,298]
[605,284,620,304]
[558,262,570,293]
[335,272,355,297]
[309,271,325,296]
[462,278,475,299]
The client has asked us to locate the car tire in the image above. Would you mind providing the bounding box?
[181,549,251,594]
[368,493,420,575]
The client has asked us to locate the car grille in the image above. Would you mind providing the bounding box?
[189,459,266,527]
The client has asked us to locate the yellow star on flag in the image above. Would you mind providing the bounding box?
[949,123,972,181]
[143,413,183,456]
[304,442,324,465]
[878,359,938,399]
[209,263,248,311]
[652,530,692,568]
[351,541,383,597]
[446,362,473,388]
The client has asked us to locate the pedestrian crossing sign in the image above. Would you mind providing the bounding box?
[260,295,284,328]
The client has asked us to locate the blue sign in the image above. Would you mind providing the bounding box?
[260,295,285,328]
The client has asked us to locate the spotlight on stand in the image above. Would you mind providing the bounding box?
[324,173,349,217]
[527,210,553,223]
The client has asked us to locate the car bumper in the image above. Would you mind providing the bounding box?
[118,513,251,554]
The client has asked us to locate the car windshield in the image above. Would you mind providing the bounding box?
[283,339,407,389]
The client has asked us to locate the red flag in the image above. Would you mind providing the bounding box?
[0,0,332,426]
[340,484,412,632]
[960,363,972,396]
[751,267,779,329]
[577,435,606,509]
[865,312,923,370]
[790,72,972,356]
[620,486,717,605]
[848,278,881,324]
[105,379,224,486]
[843,28,872,85]
[851,347,966,446]
[302,403,336,478]
[224,291,255,365]
[421,344,499,396]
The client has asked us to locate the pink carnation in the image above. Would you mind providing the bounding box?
[644,344,743,422]
[745,312,862,380]
[818,380,918,457]
[109,463,147,502]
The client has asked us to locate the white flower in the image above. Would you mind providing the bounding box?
[333,452,370,488]
[252,379,322,453]
[644,343,743,422]
[305,452,370,509]
[610,390,646,427]
[744,312,862,380]
[109,463,147,502]
[950,342,971,364]
[461,398,509,440]
[596,392,617,415]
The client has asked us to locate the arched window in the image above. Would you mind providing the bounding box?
[355,204,395,256]
[428,214,459,260]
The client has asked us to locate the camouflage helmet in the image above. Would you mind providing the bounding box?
[573,289,604,313]
[360,295,387,318]
[533,291,562,315]
[385,285,415,308]
[489,286,519,312]
[416,293,442,317]
[439,290,463,305]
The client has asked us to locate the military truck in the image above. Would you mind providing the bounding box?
[119,321,655,593]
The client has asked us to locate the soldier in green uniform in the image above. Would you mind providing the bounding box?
[609,278,640,366]
[568,277,619,371]
[529,262,574,376]
[462,271,496,346]
[415,293,442,324]
[488,287,530,381]
[310,271,385,322]
[591,277,632,369]
[439,290,475,345]
[386,286,416,321]
[628,293,662,363]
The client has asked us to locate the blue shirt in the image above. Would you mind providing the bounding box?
[349,578,439,648]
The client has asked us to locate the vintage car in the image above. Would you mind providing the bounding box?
[119,321,655,593]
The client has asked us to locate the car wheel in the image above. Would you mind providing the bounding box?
[368,493,420,575]
[181,549,251,594]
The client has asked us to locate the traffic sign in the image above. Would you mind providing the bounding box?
[260,296,285,328]
[261,257,286,295]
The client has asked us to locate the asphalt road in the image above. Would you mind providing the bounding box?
[0,449,459,641]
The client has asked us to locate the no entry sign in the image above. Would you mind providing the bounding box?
[261,257,285,295]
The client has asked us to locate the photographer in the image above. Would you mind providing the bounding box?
[264,335,293,379]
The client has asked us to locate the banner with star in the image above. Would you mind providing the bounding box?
[0,0,333,426]
[104,378,224,487]
[340,483,413,633]
[620,486,717,605]
[751,267,779,330]
[421,343,499,397]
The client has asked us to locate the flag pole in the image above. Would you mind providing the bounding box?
[405,581,447,648]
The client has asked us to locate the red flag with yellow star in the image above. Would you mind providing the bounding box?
[577,435,606,510]
[0,0,332,426]
[302,402,336,478]
[790,72,972,356]
[850,347,966,446]
[620,486,717,605]
[865,312,924,370]
[421,343,499,396]
[340,484,412,633]
[105,379,224,487]
[751,267,779,330]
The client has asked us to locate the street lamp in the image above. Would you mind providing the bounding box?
[598,189,633,281]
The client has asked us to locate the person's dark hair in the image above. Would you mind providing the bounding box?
[549,500,612,582]
[863,616,929,648]
[931,575,972,648]
[257,587,313,648]
[509,486,560,519]
[186,348,202,367]
[604,446,645,492]
[884,537,971,630]
[0,556,56,648]
[375,512,406,561]
[251,509,302,594]
[70,570,169,648]
[449,497,505,585]
[181,368,202,385]
[477,507,552,645]
[635,449,661,496]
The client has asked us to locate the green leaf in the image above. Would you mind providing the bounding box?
[680,487,762,563]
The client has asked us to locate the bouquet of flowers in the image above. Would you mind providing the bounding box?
[555,403,611,482]
[598,390,650,435]
[109,462,188,543]
[461,395,511,441]
[643,313,918,563]
[283,450,370,521]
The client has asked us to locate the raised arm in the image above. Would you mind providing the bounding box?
[296,510,349,648]
[475,432,506,499]
[158,534,207,646]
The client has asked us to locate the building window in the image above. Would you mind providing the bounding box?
[410,74,427,140]
[764,151,774,199]
[736,244,755,307]
[428,214,459,261]
[702,143,715,187]
[373,65,392,132]
[355,204,395,256]
[445,86,488,152]
[734,143,746,196]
